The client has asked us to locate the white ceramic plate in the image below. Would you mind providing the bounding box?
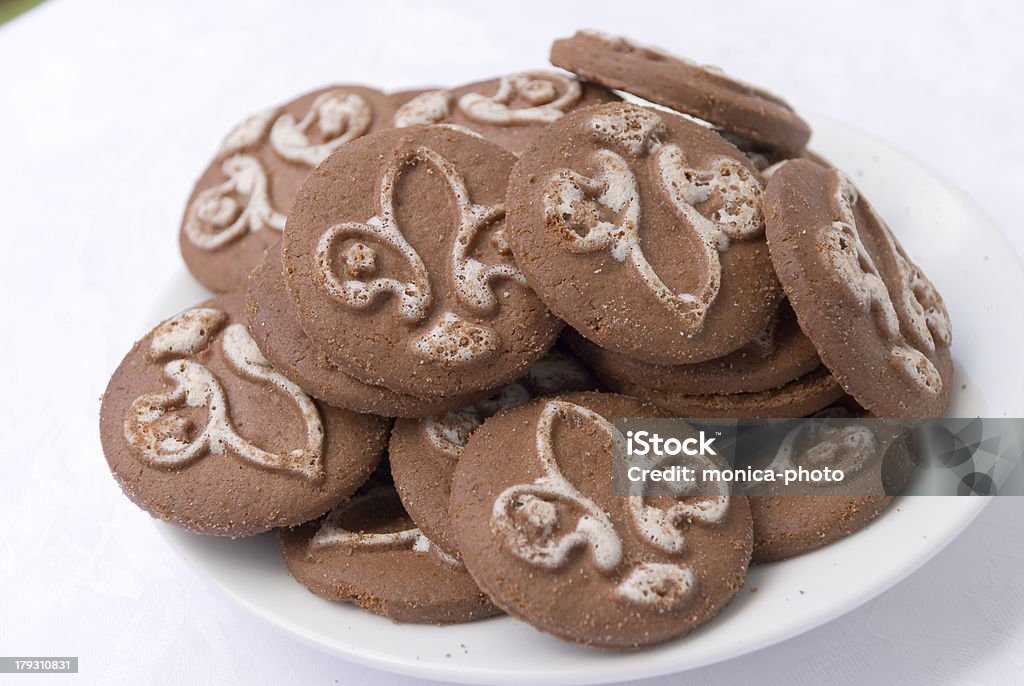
[152,112,1024,685]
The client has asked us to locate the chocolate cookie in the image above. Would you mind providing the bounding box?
[750,496,891,563]
[450,392,753,649]
[747,407,905,562]
[389,348,597,555]
[180,85,401,293]
[283,125,562,397]
[393,71,618,154]
[99,291,389,536]
[764,159,954,418]
[566,299,820,395]
[550,31,811,154]
[608,366,845,419]
[246,243,487,417]
[507,102,781,364]
[280,484,499,624]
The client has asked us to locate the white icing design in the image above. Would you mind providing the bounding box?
[315,149,433,322]
[413,312,500,365]
[123,310,324,480]
[628,488,729,555]
[615,563,694,609]
[219,108,277,156]
[590,107,665,155]
[491,400,723,608]
[768,421,876,483]
[312,490,460,566]
[394,73,583,129]
[492,401,623,571]
[826,173,948,393]
[458,71,582,125]
[183,155,286,250]
[424,381,531,456]
[394,90,451,127]
[316,145,518,365]
[149,308,227,360]
[270,90,373,166]
[544,106,763,334]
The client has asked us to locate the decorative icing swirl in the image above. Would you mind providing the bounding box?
[394,72,583,129]
[270,89,373,166]
[825,172,949,393]
[490,400,730,610]
[314,145,522,366]
[458,71,582,125]
[543,106,764,334]
[183,155,286,251]
[311,489,460,566]
[123,308,324,480]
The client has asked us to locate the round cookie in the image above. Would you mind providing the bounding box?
[180,85,404,293]
[550,30,811,154]
[283,125,562,397]
[392,71,618,154]
[763,159,954,418]
[749,496,891,563]
[507,101,782,364]
[565,299,820,395]
[608,366,845,419]
[389,348,597,556]
[450,392,753,649]
[246,243,488,417]
[99,291,389,536]
[745,407,904,562]
[280,484,499,624]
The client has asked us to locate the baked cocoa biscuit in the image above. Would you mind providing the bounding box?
[99,291,389,536]
[389,348,598,556]
[280,484,499,624]
[180,85,401,293]
[283,125,562,397]
[750,496,891,563]
[246,244,488,417]
[392,71,618,154]
[608,366,845,419]
[764,159,954,418]
[507,102,781,365]
[450,392,753,650]
[565,299,820,395]
[550,31,811,154]
[748,404,913,562]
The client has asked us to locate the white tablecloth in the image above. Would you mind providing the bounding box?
[1,1,1022,684]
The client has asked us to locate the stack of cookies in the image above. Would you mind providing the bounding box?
[100,30,954,650]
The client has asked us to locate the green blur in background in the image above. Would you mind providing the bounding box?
[0,0,45,25]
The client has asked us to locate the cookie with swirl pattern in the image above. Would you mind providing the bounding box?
[180,85,410,293]
[450,392,752,649]
[283,125,562,397]
[507,102,782,365]
[763,159,954,418]
[99,290,389,536]
[744,404,912,562]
